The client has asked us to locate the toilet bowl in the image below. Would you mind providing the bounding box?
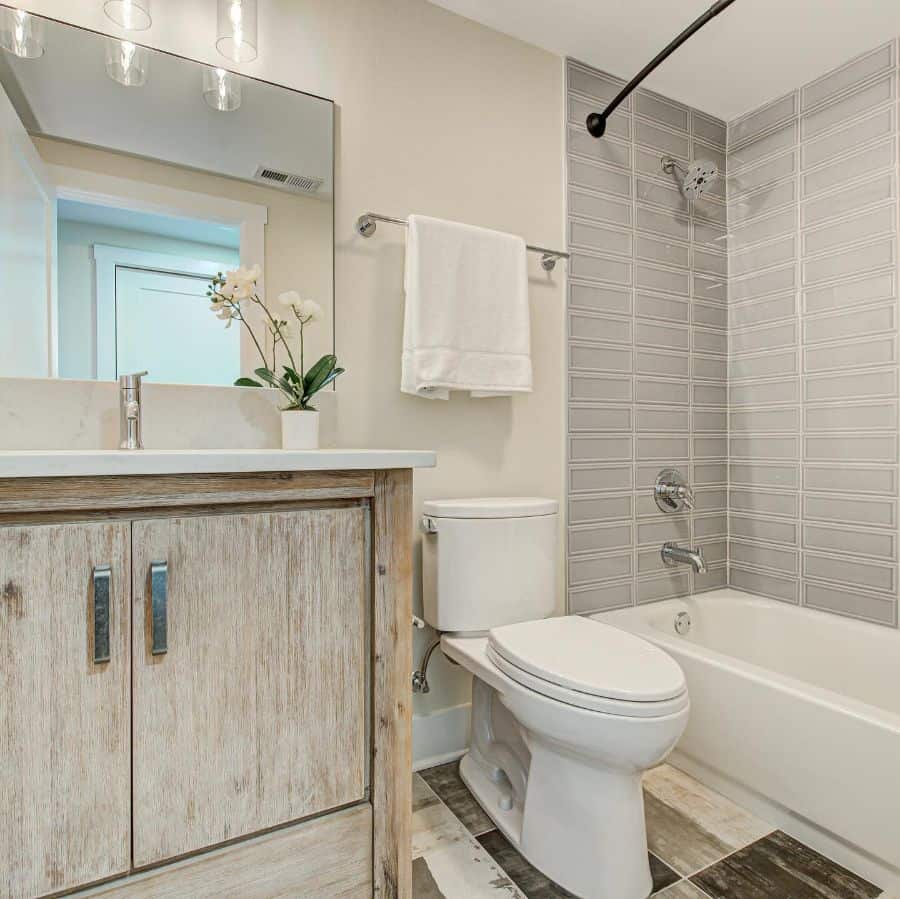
[422,498,690,899]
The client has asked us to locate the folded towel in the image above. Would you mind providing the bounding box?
[401,214,532,399]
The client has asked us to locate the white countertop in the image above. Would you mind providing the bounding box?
[0,449,437,478]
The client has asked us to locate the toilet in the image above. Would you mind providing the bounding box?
[421,497,690,899]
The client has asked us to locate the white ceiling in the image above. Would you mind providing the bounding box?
[428,0,900,121]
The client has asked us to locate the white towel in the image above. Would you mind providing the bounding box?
[401,214,532,400]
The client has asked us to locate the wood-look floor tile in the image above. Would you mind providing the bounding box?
[478,829,682,897]
[691,831,882,899]
[413,775,467,856]
[414,857,449,898]
[645,791,734,876]
[655,882,714,898]
[477,829,578,898]
[419,760,496,836]
[650,854,682,893]
[644,766,774,852]
[412,777,525,897]
[413,842,525,898]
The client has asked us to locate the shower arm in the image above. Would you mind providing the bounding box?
[661,156,687,177]
[586,0,738,139]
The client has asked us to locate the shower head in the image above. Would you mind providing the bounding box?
[661,156,719,200]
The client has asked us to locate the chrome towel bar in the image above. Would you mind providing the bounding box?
[355,212,569,272]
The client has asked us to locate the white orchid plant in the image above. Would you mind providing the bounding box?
[207,265,344,411]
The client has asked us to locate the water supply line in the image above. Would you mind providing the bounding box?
[412,636,442,694]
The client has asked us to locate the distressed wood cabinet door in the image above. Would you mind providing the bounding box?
[0,522,131,899]
[131,508,368,866]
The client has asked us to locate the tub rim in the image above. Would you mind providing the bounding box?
[595,588,900,734]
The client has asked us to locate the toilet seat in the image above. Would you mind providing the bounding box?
[487,616,688,718]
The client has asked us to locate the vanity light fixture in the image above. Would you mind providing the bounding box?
[203,66,241,111]
[0,7,45,58]
[103,0,151,31]
[105,37,149,86]
[216,0,257,63]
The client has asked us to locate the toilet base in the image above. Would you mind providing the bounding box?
[439,639,687,899]
[461,747,653,899]
[459,751,524,844]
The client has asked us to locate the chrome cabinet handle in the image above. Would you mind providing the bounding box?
[150,561,168,655]
[92,565,111,664]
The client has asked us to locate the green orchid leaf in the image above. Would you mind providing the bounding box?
[254,367,296,396]
[234,377,263,388]
[282,366,303,386]
[312,367,345,393]
[302,354,336,391]
[303,355,338,396]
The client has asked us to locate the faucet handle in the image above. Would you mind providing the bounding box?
[119,370,148,389]
[654,468,694,514]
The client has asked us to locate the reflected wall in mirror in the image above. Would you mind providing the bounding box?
[0,6,334,387]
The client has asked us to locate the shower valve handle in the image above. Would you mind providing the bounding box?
[654,469,694,513]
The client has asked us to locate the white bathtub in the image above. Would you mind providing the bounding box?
[599,588,900,892]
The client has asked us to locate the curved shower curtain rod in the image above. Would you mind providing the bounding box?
[586,0,738,139]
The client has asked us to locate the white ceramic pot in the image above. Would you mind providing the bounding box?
[281,410,319,449]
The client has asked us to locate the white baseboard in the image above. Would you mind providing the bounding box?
[413,703,471,772]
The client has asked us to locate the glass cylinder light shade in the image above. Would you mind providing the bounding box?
[0,7,45,59]
[103,0,151,30]
[203,66,241,112]
[216,0,257,63]
[105,38,149,87]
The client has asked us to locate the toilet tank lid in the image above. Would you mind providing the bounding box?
[423,497,558,519]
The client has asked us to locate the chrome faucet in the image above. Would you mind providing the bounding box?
[119,371,148,450]
[661,542,707,575]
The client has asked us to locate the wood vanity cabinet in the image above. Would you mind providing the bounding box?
[0,469,413,899]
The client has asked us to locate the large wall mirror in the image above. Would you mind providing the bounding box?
[0,6,334,387]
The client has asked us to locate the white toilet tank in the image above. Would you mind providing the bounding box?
[421,497,558,633]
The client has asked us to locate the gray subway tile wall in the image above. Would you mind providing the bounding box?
[566,41,900,628]
[566,60,728,614]
[726,38,899,626]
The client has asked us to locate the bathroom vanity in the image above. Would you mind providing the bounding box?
[0,450,433,899]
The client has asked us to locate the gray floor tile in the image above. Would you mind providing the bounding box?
[644,765,774,852]
[476,829,578,898]
[419,760,496,836]
[655,882,714,898]
[645,790,734,876]
[691,831,882,899]
[477,828,681,897]
[414,857,449,898]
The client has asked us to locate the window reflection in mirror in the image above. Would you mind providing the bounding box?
[0,7,334,388]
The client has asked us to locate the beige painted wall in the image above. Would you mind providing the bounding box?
[11,0,566,721]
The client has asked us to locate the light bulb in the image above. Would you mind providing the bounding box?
[216,0,257,63]
[105,36,149,86]
[103,0,152,31]
[203,65,241,112]
[0,7,45,58]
